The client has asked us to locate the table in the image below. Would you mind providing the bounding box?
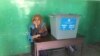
[34,35,84,56]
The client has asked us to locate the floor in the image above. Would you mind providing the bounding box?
[17,44,100,56]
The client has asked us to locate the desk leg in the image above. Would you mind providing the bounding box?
[35,44,37,56]
[35,44,39,56]
[37,49,39,56]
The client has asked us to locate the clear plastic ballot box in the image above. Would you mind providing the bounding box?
[49,14,80,39]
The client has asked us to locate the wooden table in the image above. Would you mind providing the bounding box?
[34,35,84,56]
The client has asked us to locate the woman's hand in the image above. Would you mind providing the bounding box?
[32,34,41,39]
[33,21,38,28]
[36,34,41,37]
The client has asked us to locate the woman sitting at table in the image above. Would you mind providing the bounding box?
[29,14,48,56]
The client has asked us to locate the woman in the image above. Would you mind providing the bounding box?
[29,14,48,56]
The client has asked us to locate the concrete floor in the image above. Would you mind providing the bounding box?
[82,44,100,56]
[17,44,100,56]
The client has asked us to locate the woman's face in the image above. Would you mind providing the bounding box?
[33,16,41,26]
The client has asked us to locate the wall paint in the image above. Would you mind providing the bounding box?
[0,0,100,56]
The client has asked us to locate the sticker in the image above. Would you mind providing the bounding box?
[60,17,76,30]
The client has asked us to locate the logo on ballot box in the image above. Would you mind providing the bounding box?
[60,17,76,30]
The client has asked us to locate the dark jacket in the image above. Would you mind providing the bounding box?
[29,22,48,42]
